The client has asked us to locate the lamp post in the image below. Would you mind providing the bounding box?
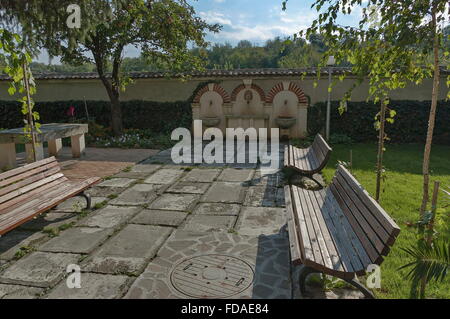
[325,55,335,141]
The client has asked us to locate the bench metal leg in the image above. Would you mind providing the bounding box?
[79,192,91,209]
[305,175,324,189]
[298,266,321,296]
[299,266,375,299]
[344,277,375,299]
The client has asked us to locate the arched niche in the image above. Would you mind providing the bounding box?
[231,83,265,116]
[193,83,229,118]
[268,81,309,118]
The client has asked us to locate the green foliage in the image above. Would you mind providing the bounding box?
[0,99,192,133]
[308,100,450,144]
[400,239,450,298]
[329,133,353,145]
[89,128,175,150]
[0,0,220,135]
[0,29,39,142]
[14,246,34,260]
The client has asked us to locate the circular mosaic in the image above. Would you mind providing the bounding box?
[169,254,254,298]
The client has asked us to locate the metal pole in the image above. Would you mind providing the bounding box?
[326,66,332,141]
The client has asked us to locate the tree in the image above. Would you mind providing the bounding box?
[0,29,39,161]
[0,0,220,135]
[283,0,449,206]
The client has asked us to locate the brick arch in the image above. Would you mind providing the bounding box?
[230,83,266,102]
[193,83,230,104]
[266,82,308,104]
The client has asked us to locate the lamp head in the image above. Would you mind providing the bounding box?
[326,55,335,66]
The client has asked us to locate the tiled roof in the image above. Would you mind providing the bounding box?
[0,67,448,81]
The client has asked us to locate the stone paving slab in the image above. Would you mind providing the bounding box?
[38,227,114,254]
[20,213,77,231]
[0,230,49,261]
[244,186,285,207]
[97,178,136,188]
[0,283,44,299]
[202,182,247,204]
[166,181,211,194]
[53,196,107,213]
[86,186,124,198]
[235,207,287,236]
[109,184,161,206]
[83,224,172,275]
[181,215,237,232]
[150,193,200,211]
[46,273,130,299]
[217,168,255,183]
[131,210,188,227]
[181,168,221,183]
[114,164,161,179]
[143,168,184,185]
[77,206,141,229]
[192,203,241,216]
[0,252,80,288]
[124,230,291,299]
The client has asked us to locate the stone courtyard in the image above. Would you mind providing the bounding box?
[0,143,362,299]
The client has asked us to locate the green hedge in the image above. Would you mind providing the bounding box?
[308,100,450,144]
[1,99,449,144]
[0,100,192,134]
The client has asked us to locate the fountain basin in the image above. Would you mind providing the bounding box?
[202,117,221,127]
[275,117,296,129]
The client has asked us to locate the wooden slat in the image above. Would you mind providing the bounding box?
[316,134,332,152]
[284,145,289,167]
[0,161,60,189]
[337,165,400,239]
[289,185,315,263]
[0,176,68,213]
[336,171,395,246]
[312,142,325,165]
[315,188,366,273]
[284,185,302,263]
[303,187,344,272]
[0,165,61,197]
[298,186,333,270]
[297,148,311,171]
[284,134,332,174]
[290,145,297,167]
[0,177,100,235]
[312,136,326,163]
[333,177,390,256]
[0,157,57,182]
[330,182,382,264]
[0,173,65,206]
[305,148,320,171]
[293,186,325,266]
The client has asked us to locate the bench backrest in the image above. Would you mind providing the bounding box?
[0,157,67,213]
[311,134,332,168]
[330,165,400,262]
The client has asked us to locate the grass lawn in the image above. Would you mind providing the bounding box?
[321,142,450,299]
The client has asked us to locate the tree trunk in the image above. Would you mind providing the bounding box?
[97,74,123,136]
[90,39,124,136]
[375,99,387,202]
[420,6,440,217]
[110,91,123,136]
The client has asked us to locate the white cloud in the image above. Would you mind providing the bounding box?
[213,0,226,3]
[211,8,318,43]
[199,11,232,26]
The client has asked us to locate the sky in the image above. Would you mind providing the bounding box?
[37,0,364,64]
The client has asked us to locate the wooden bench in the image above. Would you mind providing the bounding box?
[284,164,400,298]
[0,157,100,236]
[284,134,332,181]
